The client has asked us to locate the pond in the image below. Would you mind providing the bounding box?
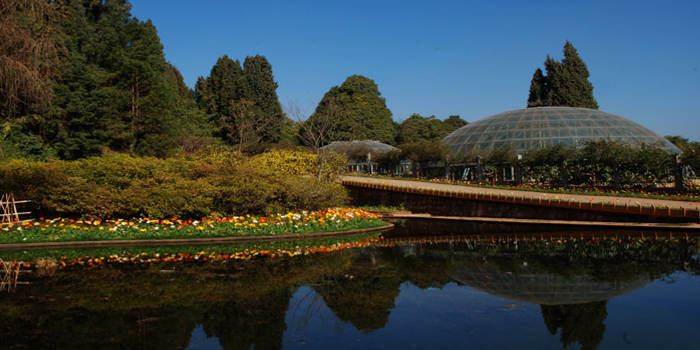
[1,219,698,349]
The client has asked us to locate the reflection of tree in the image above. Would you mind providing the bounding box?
[202,289,292,350]
[0,305,203,349]
[386,245,453,289]
[314,250,402,332]
[541,301,608,350]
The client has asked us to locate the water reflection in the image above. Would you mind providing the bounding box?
[0,229,697,349]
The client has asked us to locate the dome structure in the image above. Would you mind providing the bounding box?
[321,140,398,154]
[443,107,680,155]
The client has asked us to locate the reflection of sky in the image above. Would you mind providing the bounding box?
[183,274,699,349]
[601,273,700,350]
[186,326,221,350]
[282,283,561,350]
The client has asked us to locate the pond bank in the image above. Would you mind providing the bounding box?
[381,213,700,231]
[0,223,394,251]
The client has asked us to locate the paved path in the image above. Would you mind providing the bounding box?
[341,176,700,220]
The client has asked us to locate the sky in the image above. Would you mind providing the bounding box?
[130,0,700,140]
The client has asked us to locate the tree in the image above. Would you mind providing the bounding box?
[527,41,598,109]
[119,20,180,156]
[224,99,268,153]
[397,114,467,144]
[666,135,700,176]
[441,115,467,135]
[243,55,284,143]
[0,0,63,119]
[0,0,65,159]
[397,114,442,143]
[197,54,285,151]
[541,302,607,350]
[527,68,547,107]
[561,41,598,109]
[399,140,448,177]
[306,75,395,144]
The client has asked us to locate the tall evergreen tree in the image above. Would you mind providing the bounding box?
[527,41,598,109]
[306,75,395,145]
[2,0,211,159]
[199,55,248,145]
[527,68,548,107]
[243,55,284,143]
[561,41,598,109]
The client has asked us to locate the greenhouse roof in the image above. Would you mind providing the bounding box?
[321,140,399,153]
[442,107,680,154]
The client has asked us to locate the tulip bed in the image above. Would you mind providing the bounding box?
[0,208,386,245]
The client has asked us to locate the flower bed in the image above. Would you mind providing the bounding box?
[0,208,386,245]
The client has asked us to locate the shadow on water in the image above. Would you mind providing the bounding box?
[0,220,697,349]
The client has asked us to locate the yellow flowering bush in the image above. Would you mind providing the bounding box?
[0,152,349,219]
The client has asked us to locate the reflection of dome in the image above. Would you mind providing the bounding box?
[451,265,654,305]
[442,107,680,154]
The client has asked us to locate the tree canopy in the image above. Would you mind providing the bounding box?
[397,114,467,144]
[1,0,206,159]
[195,54,285,152]
[527,41,598,109]
[304,75,396,145]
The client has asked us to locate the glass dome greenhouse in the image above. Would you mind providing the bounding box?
[321,140,399,154]
[442,107,680,155]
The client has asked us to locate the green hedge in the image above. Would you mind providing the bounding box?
[0,151,348,219]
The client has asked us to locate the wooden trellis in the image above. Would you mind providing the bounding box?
[0,193,32,226]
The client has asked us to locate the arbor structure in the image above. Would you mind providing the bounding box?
[305,75,395,145]
[527,41,598,109]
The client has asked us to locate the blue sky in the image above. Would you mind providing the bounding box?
[130,0,700,140]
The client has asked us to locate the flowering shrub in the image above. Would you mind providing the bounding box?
[0,152,348,218]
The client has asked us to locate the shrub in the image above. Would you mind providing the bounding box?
[0,152,348,219]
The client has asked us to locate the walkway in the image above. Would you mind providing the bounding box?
[341,176,700,221]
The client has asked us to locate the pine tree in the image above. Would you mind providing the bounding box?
[527,42,598,109]
[544,56,567,106]
[203,56,241,143]
[242,55,284,143]
[527,68,548,107]
[562,41,598,109]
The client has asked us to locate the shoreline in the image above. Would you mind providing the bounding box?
[0,223,394,251]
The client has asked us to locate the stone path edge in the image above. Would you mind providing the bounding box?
[0,223,395,251]
[342,176,700,221]
[384,214,700,232]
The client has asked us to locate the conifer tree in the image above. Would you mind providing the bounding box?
[561,41,598,109]
[544,56,567,106]
[527,42,598,109]
[527,68,547,107]
[243,55,284,143]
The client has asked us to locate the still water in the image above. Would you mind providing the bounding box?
[1,219,698,349]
